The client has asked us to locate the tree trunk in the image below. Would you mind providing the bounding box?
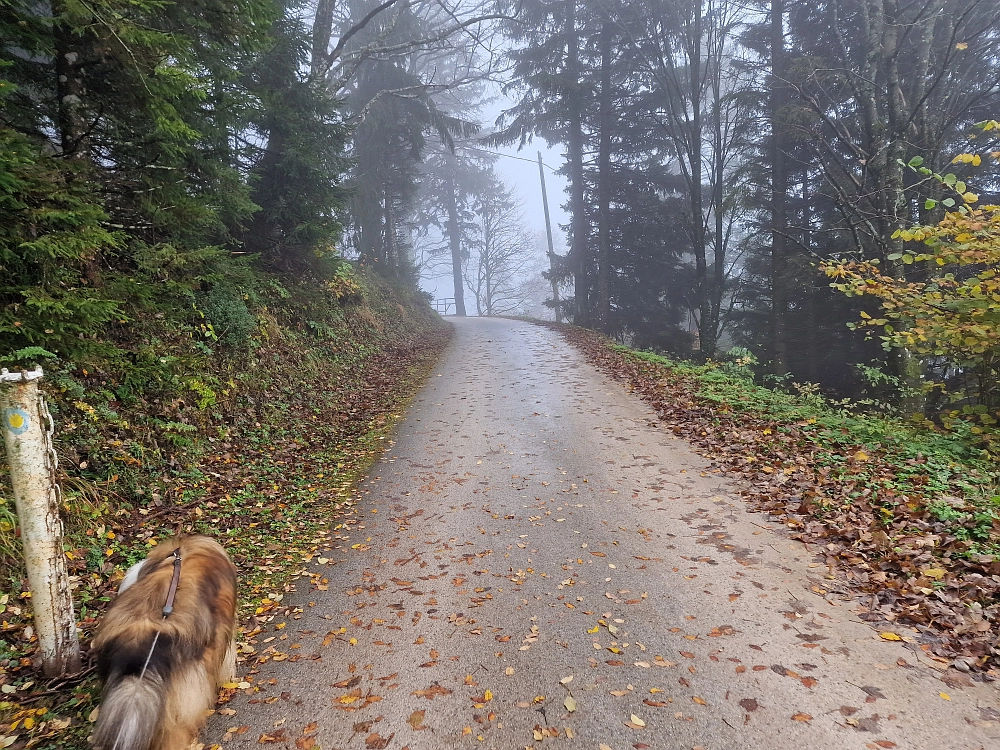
[311,0,336,79]
[445,167,468,316]
[596,22,613,333]
[689,2,712,356]
[53,1,89,160]
[565,0,589,324]
[882,0,924,413]
[769,0,789,374]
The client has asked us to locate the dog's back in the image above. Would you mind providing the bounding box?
[91,535,237,750]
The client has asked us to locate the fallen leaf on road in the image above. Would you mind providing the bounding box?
[365,732,394,749]
[564,696,577,712]
[939,692,951,701]
[406,710,426,730]
[692,696,706,705]
[791,712,812,723]
[739,698,759,712]
[626,714,646,729]
[412,685,452,700]
[879,632,902,641]
[560,675,573,684]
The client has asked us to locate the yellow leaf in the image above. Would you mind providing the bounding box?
[560,675,573,684]
[630,714,646,727]
[564,696,577,712]
[922,568,946,580]
[483,690,493,701]
[879,632,902,641]
[349,638,357,646]
[692,696,707,705]
[940,692,951,700]
[956,42,968,50]
[854,450,870,462]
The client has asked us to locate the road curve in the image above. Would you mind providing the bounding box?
[208,317,999,750]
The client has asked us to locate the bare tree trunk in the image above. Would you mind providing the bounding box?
[596,22,613,334]
[565,0,589,325]
[311,0,337,78]
[445,167,468,316]
[769,0,789,373]
[688,2,712,356]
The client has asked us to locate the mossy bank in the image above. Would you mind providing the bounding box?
[0,264,449,749]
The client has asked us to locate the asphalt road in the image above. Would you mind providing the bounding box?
[207,316,999,750]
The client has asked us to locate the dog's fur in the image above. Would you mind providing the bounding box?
[91,535,237,750]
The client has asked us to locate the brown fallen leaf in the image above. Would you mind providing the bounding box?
[332,676,362,689]
[643,699,670,707]
[800,676,818,689]
[692,696,707,705]
[365,732,394,750]
[791,712,813,723]
[739,698,759,712]
[412,684,452,700]
[295,737,315,750]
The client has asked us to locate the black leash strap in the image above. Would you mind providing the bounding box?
[139,548,182,680]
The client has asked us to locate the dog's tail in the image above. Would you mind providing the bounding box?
[91,671,164,750]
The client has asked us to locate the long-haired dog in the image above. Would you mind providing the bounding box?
[90,535,237,750]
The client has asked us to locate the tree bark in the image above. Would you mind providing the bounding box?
[1,371,82,677]
[445,166,468,316]
[688,2,711,356]
[565,0,589,324]
[596,22,613,333]
[769,0,789,373]
[53,1,89,160]
[311,0,337,79]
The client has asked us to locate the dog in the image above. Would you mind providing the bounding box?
[90,535,237,750]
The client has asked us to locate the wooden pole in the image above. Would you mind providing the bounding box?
[1,368,81,676]
[537,151,562,323]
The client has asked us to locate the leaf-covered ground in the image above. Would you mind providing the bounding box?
[548,323,1000,677]
[0,274,450,749]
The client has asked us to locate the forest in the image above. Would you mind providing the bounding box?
[4,0,1000,422]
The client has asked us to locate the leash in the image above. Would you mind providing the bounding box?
[138,548,182,680]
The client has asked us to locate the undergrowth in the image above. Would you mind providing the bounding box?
[0,263,448,748]
[621,347,1000,553]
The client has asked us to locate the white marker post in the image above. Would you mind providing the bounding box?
[0,368,81,676]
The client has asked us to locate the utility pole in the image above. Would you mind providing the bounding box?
[537,151,562,323]
[1,368,81,676]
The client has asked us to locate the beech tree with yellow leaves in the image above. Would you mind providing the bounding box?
[824,139,1000,414]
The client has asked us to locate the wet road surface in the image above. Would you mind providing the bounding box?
[208,317,999,750]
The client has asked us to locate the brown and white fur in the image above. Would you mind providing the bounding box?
[90,535,237,750]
